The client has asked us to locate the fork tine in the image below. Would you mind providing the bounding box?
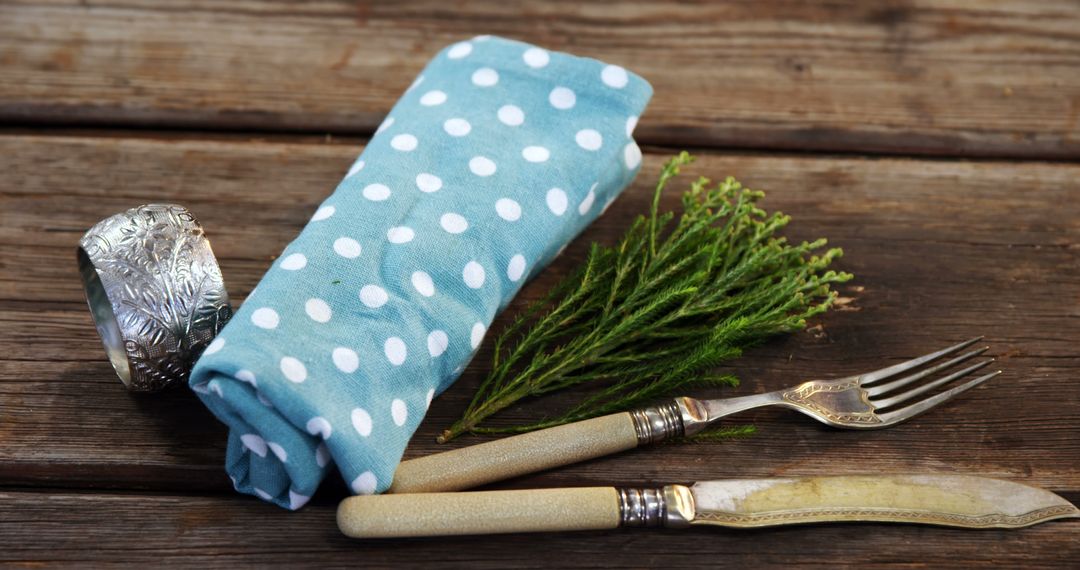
[877,369,1002,425]
[864,347,990,397]
[859,337,983,385]
[870,359,994,409]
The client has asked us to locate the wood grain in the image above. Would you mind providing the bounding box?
[2,1,1080,158]
[3,1,1079,566]
[0,490,1077,568]
[1,132,1077,505]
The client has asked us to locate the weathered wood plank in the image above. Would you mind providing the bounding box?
[0,490,1077,568]
[2,1,1080,158]
[1,132,1077,499]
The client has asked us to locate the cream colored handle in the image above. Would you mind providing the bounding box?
[337,487,621,538]
[389,412,640,494]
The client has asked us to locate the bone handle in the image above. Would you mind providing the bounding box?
[337,487,620,538]
[389,412,643,494]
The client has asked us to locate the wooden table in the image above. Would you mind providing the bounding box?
[2,1,1078,567]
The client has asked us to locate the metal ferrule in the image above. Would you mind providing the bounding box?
[617,487,666,527]
[617,485,695,528]
[629,400,685,444]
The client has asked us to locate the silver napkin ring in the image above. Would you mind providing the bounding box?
[77,204,233,392]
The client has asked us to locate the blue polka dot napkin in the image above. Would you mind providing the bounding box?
[190,36,652,510]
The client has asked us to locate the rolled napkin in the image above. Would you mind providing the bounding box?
[190,36,652,510]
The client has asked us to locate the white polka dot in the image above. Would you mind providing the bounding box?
[471,67,499,86]
[315,443,330,467]
[305,298,331,323]
[497,104,525,126]
[288,491,310,511]
[447,41,472,59]
[495,198,521,221]
[253,488,273,501]
[522,146,550,163]
[332,347,359,373]
[351,408,372,437]
[463,261,486,289]
[470,322,486,349]
[390,133,418,151]
[387,226,415,243]
[280,253,307,270]
[251,307,279,329]
[419,90,447,106]
[362,183,391,201]
[241,434,268,457]
[359,285,389,308]
[306,417,332,439]
[333,237,362,258]
[579,183,597,215]
[311,205,335,221]
[415,173,442,193]
[208,380,223,397]
[575,129,603,151]
[280,357,307,383]
[507,254,527,282]
[602,64,629,88]
[626,116,639,137]
[546,188,568,215]
[549,86,576,109]
[427,330,449,357]
[602,196,616,214]
[473,34,491,41]
[351,471,377,495]
[407,75,424,92]
[411,271,435,297]
[391,399,408,426]
[384,337,407,366]
[376,116,394,134]
[523,47,550,68]
[426,388,436,409]
[191,382,210,395]
[443,118,471,137]
[346,159,365,177]
[256,391,273,408]
[624,142,642,169]
[440,212,468,234]
[267,441,288,463]
[235,369,256,386]
[469,156,496,176]
[203,337,225,355]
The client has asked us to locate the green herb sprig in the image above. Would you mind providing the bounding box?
[439,152,851,443]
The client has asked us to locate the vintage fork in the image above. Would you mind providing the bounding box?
[390,338,1001,494]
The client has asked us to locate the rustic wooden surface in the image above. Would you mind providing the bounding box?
[1,1,1078,568]
[3,0,1080,158]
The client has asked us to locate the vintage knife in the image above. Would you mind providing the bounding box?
[338,474,1078,538]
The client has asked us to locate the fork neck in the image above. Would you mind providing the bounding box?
[679,392,785,436]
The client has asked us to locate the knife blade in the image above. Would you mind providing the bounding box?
[686,474,1078,529]
[338,474,1078,538]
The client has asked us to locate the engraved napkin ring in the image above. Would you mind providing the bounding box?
[77,204,233,392]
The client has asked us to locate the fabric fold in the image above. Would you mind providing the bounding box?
[190,35,653,509]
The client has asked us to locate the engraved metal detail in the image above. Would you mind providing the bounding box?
[617,487,667,527]
[629,400,685,445]
[617,485,696,528]
[78,204,232,392]
[694,504,1078,529]
[781,379,883,425]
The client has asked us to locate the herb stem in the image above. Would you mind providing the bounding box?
[441,153,852,442]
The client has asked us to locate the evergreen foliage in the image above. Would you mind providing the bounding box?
[440,153,852,442]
